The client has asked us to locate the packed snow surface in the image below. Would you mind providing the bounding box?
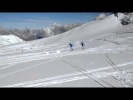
[0,13,133,87]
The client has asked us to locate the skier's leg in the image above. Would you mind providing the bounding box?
[83,46,85,49]
[70,47,72,51]
[71,47,73,51]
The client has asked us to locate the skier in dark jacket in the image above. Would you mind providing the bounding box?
[69,42,74,51]
[80,41,85,50]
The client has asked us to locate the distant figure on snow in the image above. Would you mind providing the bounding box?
[80,41,85,50]
[68,42,74,51]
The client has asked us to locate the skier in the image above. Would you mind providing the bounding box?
[68,42,74,51]
[80,41,85,50]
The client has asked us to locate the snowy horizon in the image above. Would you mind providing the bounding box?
[0,13,111,41]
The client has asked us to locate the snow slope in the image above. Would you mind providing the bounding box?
[0,13,133,87]
[0,34,24,47]
[32,13,124,45]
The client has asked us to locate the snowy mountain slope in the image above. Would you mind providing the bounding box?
[0,13,124,51]
[38,14,121,44]
[0,13,133,87]
[0,34,24,47]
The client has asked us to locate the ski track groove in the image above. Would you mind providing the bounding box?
[1,30,133,87]
[2,60,133,87]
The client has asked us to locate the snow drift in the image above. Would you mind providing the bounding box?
[0,34,24,46]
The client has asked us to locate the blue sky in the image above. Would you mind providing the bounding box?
[0,13,111,29]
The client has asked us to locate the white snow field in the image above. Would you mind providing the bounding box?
[0,34,24,47]
[1,13,133,87]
